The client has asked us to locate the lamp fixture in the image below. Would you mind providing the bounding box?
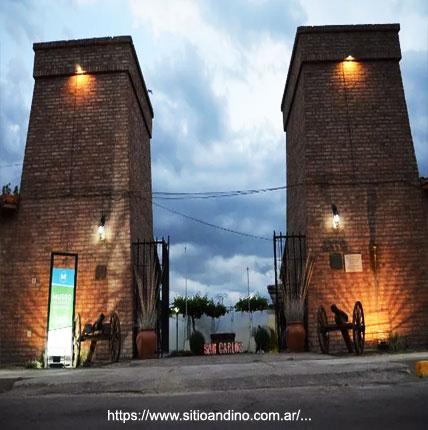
[98,215,106,240]
[331,204,340,229]
[75,64,84,74]
[345,55,355,61]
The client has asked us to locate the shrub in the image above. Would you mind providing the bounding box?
[25,359,42,369]
[266,327,279,353]
[388,332,407,352]
[254,326,270,352]
[189,330,205,355]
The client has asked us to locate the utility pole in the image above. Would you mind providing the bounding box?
[247,267,252,352]
[185,246,189,340]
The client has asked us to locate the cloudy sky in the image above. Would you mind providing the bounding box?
[1,0,427,306]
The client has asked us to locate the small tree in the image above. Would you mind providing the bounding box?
[205,300,227,319]
[172,294,211,332]
[235,293,269,313]
[205,299,227,334]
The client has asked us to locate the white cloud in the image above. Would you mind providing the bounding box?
[129,0,241,68]
[299,0,428,51]
[170,271,211,297]
[1,0,426,305]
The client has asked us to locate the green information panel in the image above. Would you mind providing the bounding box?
[46,267,76,366]
[48,268,75,329]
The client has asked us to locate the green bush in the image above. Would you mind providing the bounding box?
[189,330,205,355]
[266,327,279,353]
[388,332,407,352]
[254,326,270,352]
[25,359,42,369]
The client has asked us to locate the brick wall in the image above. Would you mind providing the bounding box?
[282,24,428,352]
[0,37,154,363]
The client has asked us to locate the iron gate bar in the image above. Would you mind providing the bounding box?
[273,232,306,351]
[132,237,170,358]
[161,238,170,355]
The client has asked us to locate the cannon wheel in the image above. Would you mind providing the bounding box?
[352,301,365,355]
[73,313,81,368]
[317,305,330,354]
[109,312,121,363]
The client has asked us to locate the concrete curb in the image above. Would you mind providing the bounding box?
[2,359,412,396]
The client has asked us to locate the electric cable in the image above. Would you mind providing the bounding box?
[139,196,271,241]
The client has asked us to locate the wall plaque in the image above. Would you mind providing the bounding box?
[95,264,107,280]
[329,253,343,270]
[344,254,363,272]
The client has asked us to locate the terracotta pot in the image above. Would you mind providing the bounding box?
[2,194,17,204]
[136,329,157,359]
[286,321,306,352]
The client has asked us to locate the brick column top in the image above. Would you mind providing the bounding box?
[33,36,153,120]
[281,23,401,130]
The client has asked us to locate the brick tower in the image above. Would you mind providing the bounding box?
[282,25,428,350]
[0,37,154,363]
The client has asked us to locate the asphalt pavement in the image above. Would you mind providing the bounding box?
[0,351,427,396]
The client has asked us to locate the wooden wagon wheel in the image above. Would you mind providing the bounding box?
[317,305,329,354]
[73,313,81,368]
[352,301,365,355]
[109,312,121,363]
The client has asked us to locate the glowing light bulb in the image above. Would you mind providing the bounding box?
[98,225,105,240]
[331,204,340,229]
[98,215,106,240]
[333,214,340,229]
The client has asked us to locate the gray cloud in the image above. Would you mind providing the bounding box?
[1,0,426,305]
[200,0,306,43]
[0,56,31,187]
[0,0,41,44]
[401,50,428,176]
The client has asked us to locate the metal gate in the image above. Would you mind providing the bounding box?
[132,237,170,357]
[273,232,307,350]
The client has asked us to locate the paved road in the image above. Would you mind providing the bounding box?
[1,381,427,430]
[1,352,427,429]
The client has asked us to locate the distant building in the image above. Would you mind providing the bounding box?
[281,24,428,350]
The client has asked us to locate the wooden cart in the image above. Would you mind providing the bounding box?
[316,301,365,355]
[73,312,121,366]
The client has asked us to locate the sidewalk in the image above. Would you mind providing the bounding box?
[1,351,426,396]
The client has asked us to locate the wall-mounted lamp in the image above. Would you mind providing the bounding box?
[98,215,106,240]
[75,64,84,74]
[331,204,340,229]
[344,55,355,61]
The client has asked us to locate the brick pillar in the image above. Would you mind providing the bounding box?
[282,24,428,351]
[0,37,153,363]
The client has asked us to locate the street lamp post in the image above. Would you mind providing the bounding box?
[174,307,179,352]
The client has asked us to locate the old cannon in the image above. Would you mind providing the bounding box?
[316,301,365,355]
[73,312,121,366]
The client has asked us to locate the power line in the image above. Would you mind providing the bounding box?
[152,185,287,200]
[144,197,271,241]
[0,162,22,168]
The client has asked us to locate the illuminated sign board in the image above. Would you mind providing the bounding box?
[46,266,76,367]
[204,341,244,355]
